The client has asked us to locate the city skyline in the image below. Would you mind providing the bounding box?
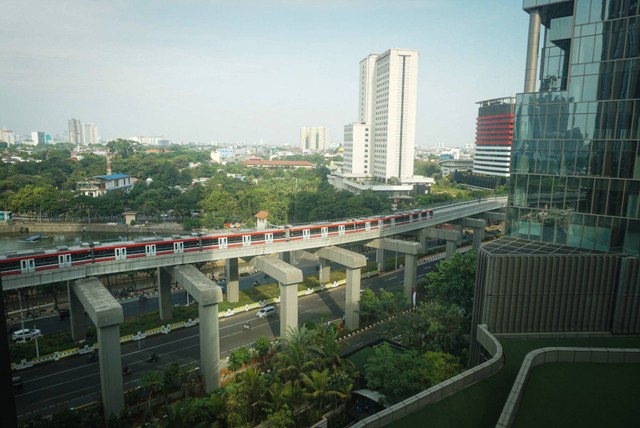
[1,0,528,146]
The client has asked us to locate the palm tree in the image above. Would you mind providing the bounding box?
[300,368,339,421]
[274,326,321,384]
[236,367,268,425]
[164,398,206,428]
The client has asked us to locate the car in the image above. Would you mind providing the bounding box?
[256,306,276,319]
[11,328,42,341]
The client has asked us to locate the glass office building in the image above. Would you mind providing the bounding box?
[507,0,640,255]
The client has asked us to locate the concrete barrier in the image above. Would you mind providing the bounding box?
[495,347,640,427]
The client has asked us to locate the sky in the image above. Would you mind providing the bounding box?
[0,0,530,147]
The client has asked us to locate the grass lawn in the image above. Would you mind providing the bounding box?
[514,362,640,428]
[387,336,640,428]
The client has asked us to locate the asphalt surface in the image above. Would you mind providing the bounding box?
[12,253,440,421]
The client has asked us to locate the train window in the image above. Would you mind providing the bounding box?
[219,237,228,249]
[0,259,21,273]
[70,251,91,262]
[201,237,217,249]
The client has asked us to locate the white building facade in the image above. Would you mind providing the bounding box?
[300,127,329,151]
[68,118,84,145]
[351,49,418,182]
[83,123,100,145]
[343,123,370,176]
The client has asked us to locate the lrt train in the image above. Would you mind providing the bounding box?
[0,209,434,278]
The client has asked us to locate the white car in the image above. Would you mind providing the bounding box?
[11,328,42,341]
[256,306,276,319]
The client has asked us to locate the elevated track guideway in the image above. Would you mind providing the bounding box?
[2,198,506,290]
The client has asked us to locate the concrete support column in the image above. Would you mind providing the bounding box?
[72,277,125,419]
[279,251,291,264]
[403,253,417,301]
[376,247,385,272]
[226,258,239,303]
[418,229,428,252]
[524,8,541,92]
[344,268,361,330]
[446,239,457,259]
[279,282,298,336]
[68,282,85,341]
[319,257,331,283]
[158,267,173,321]
[164,265,223,393]
[472,226,484,251]
[199,301,220,392]
[97,324,125,417]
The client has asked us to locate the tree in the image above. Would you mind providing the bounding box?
[234,367,268,425]
[422,351,461,384]
[358,288,382,323]
[300,368,338,420]
[141,370,163,412]
[388,302,468,360]
[423,251,477,316]
[228,346,252,371]
[364,344,432,405]
[254,336,272,361]
[274,326,321,384]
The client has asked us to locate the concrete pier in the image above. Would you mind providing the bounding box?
[225,258,239,303]
[70,277,124,418]
[163,265,223,392]
[316,247,366,330]
[251,256,303,337]
[157,267,173,321]
[367,238,421,300]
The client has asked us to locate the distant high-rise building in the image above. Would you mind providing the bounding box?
[68,118,84,145]
[472,97,515,178]
[507,0,640,255]
[31,131,46,145]
[83,124,99,145]
[1,129,16,145]
[353,48,419,182]
[332,48,432,195]
[300,127,329,151]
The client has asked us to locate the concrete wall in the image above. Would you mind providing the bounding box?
[495,347,640,427]
[351,324,504,428]
[472,251,640,335]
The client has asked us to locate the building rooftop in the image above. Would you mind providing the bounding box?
[481,237,609,256]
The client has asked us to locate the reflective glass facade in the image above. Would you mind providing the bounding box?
[507,0,640,255]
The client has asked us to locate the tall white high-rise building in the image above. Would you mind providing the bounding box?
[349,49,419,182]
[331,48,433,195]
[68,118,84,145]
[300,127,329,151]
[83,123,100,145]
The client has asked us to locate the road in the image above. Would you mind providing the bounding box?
[13,255,439,421]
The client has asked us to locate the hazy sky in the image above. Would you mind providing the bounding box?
[1,0,529,146]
